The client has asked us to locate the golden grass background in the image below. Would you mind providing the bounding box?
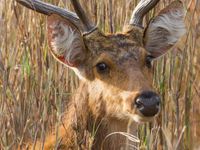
[0,0,200,149]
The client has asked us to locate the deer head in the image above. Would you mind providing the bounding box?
[17,0,186,123]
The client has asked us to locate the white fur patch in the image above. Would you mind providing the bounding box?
[72,67,86,81]
[120,91,133,100]
[132,114,154,123]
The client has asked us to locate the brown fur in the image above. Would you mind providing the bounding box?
[21,1,185,149]
[30,27,154,150]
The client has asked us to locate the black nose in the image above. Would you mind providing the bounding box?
[134,91,160,117]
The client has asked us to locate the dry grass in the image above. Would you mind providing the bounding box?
[0,0,200,149]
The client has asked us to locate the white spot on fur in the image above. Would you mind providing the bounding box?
[120,91,132,100]
[72,67,86,81]
[132,114,154,123]
[133,115,143,123]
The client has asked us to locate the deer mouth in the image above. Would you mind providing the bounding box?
[132,111,160,123]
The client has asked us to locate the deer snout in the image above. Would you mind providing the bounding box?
[134,91,160,117]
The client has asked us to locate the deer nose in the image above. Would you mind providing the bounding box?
[134,91,160,117]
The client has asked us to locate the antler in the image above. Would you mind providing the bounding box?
[16,0,96,32]
[129,0,160,28]
[70,0,96,33]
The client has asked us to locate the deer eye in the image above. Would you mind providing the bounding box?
[145,55,154,68]
[96,62,109,73]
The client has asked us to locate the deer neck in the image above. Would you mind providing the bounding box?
[74,81,139,150]
[87,116,139,150]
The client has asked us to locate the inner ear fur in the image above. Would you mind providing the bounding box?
[47,14,86,67]
[144,1,186,58]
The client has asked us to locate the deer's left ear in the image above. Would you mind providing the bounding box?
[144,1,186,58]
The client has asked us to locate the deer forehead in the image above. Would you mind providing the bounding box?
[83,28,146,64]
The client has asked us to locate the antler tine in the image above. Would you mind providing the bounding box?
[70,0,96,33]
[129,0,160,28]
[16,0,83,30]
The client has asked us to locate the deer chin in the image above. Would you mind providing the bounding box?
[132,114,156,123]
[111,111,158,123]
[131,108,160,123]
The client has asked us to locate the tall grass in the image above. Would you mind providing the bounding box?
[0,0,199,149]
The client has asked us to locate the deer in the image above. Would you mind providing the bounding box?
[16,0,186,149]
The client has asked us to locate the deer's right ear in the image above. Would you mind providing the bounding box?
[47,14,86,67]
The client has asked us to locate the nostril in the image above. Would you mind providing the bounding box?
[135,99,144,109]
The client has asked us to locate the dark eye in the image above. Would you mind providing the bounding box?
[145,55,154,68]
[96,62,109,73]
